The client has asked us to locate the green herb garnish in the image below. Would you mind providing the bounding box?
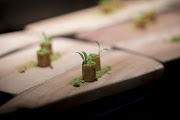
[96,66,111,79]
[69,76,84,87]
[28,61,38,68]
[18,66,27,73]
[51,52,61,61]
[96,41,109,56]
[88,53,98,58]
[41,32,51,45]
[86,60,95,65]
[77,51,95,65]
[171,35,180,42]
[38,48,49,54]
[88,41,108,59]
[135,13,145,22]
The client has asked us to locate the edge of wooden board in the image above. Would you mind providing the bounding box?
[113,26,180,63]
[0,50,164,114]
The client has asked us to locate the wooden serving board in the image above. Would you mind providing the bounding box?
[0,31,42,58]
[24,0,175,37]
[76,9,180,46]
[0,38,110,95]
[114,27,180,63]
[0,50,164,114]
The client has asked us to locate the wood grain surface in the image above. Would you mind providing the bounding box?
[114,26,180,63]
[0,31,42,57]
[76,9,180,46]
[0,38,110,95]
[0,50,164,114]
[24,0,175,37]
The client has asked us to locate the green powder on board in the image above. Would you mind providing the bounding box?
[69,66,111,87]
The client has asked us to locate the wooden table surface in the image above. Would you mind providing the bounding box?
[0,31,42,58]
[0,38,110,95]
[76,9,180,46]
[0,50,163,114]
[24,0,175,37]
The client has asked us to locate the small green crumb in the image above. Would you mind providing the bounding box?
[69,76,84,87]
[18,66,27,73]
[51,52,61,61]
[171,35,180,42]
[96,66,111,79]
[69,66,111,87]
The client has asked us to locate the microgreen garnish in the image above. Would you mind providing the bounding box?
[76,51,95,65]
[42,32,51,44]
[38,48,49,54]
[96,41,109,56]
[88,53,98,58]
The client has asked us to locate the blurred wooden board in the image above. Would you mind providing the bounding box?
[0,38,110,95]
[114,27,180,63]
[0,31,42,57]
[76,10,180,46]
[0,50,164,114]
[24,0,176,37]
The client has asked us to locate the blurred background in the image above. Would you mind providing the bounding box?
[0,0,180,119]
[0,0,98,33]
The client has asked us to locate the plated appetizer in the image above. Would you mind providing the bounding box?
[77,51,96,82]
[69,41,111,87]
[37,48,51,67]
[134,10,156,29]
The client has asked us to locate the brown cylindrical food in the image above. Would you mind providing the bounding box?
[82,63,96,82]
[100,7,111,14]
[88,56,101,71]
[37,51,51,67]
[41,43,52,54]
[146,13,156,21]
[134,20,145,28]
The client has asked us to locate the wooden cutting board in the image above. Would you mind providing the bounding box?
[0,31,42,57]
[24,0,175,37]
[76,9,180,46]
[0,38,110,95]
[114,27,180,63]
[0,50,164,114]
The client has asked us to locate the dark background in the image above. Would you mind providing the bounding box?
[0,0,97,33]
